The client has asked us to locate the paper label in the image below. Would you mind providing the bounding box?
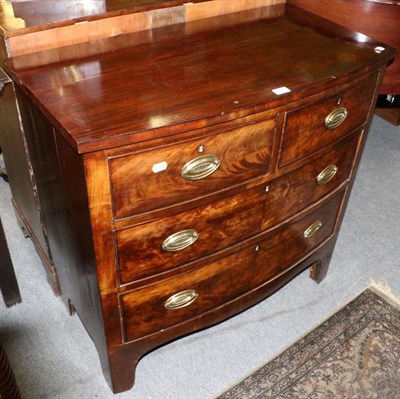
[152,161,168,173]
[272,86,291,95]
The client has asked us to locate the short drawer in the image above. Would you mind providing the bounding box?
[121,245,257,342]
[109,117,276,219]
[262,131,360,229]
[252,189,345,288]
[116,186,265,284]
[279,76,376,167]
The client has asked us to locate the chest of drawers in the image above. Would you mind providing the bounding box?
[2,4,394,394]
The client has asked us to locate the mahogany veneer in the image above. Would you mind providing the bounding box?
[287,0,400,95]
[0,2,286,294]
[287,0,400,126]
[2,4,395,394]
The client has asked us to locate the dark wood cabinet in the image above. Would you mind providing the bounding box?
[1,3,394,394]
[0,69,60,294]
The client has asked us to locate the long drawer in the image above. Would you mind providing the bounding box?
[120,190,344,342]
[116,186,265,284]
[121,245,257,342]
[115,131,359,284]
[109,117,276,219]
[279,76,376,167]
[253,189,345,288]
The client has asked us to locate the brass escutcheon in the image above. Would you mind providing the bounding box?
[316,164,338,185]
[304,220,322,239]
[181,154,221,181]
[325,107,348,129]
[162,229,200,252]
[164,290,198,310]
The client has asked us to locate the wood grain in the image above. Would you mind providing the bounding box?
[3,0,284,57]
[109,117,276,218]
[262,131,361,229]
[116,130,360,285]
[2,6,393,394]
[8,7,394,154]
[253,189,344,288]
[121,244,257,342]
[185,0,285,21]
[0,0,206,35]
[0,78,49,256]
[116,185,265,284]
[287,0,400,94]
[279,76,376,167]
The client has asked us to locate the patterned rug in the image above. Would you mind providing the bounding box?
[218,289,400,399]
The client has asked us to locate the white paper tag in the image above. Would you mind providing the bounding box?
[152,161,168,173]
[272,86,291,95]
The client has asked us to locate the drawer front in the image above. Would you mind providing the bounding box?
[116,186,265,284]
[109,117,276,219]
[121,245,257,342]
[279,76,376,167]
[262,131,360,229]
[116,131,359,285]
[253,190,345,288]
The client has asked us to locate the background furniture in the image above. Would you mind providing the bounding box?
[0,341,20,399]
[0,197,21,399]
[287,0,400,125]
[0,216,21,308]
[0,66,60,294]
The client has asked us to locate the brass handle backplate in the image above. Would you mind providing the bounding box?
[162,229,200,252]
[316,164,338,185]
[325,107,348,129]
[181,154,221,181]
[304,220,322,239]
[164,289,198,310]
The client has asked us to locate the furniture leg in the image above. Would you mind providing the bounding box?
[108,349,141,394]
[0,146,8,182]
[0,217,21,307]
[0,341,20,399]
[309,243,335,284]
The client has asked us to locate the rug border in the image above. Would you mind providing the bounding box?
[215,285,400,398]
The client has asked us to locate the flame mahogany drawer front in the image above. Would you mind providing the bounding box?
[115,130,360,285]
[120,190,344,342]
[279,76,376,167]
[109,117,276,219]
[121,245,257,342]
[6,4,394,394]
[116,185,266,284]
[252,189,345,288]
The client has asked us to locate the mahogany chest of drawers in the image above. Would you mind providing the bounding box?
[1,4,394,393]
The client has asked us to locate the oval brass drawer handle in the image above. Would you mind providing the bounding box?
[316,164,338,185]
[164,289,198,310]
[162,229,200,252]
[181,154,221,181]
[304,220,322,239]
[325,107,348,129]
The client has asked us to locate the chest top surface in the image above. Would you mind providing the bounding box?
[8,4,395,153]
